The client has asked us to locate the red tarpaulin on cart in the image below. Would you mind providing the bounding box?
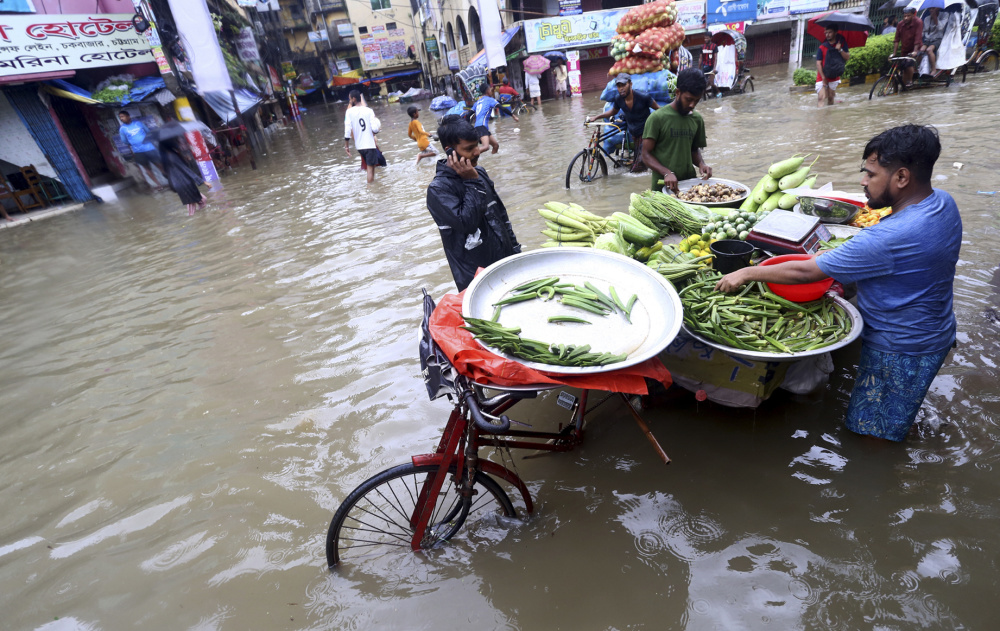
[430,291,672,395]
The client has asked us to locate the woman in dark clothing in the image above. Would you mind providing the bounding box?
[159,135,210,215]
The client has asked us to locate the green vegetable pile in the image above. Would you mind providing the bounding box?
[680,271,852,354]
[739,153,820,217]
[793,67,817,86]
[463,277,639,367]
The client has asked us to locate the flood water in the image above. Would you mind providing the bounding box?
[2,66,1000,630]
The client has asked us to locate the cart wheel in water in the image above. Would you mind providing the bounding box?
[980,51,999,73]
[869,76,897,99]
[565,150,607,188]
[326,463,516,567]
[739,77,753,93]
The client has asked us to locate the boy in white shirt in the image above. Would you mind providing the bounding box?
[344,90,386,183]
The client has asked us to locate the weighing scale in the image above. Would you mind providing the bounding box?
[746,209,832,255]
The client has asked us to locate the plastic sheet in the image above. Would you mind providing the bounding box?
[429,291,672,394]
[599,68,676,104]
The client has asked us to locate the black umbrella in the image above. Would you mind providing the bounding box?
[878,0,911,10]
[813,11,876,31]
[148,120,200,144]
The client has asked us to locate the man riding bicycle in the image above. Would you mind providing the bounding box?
[586,73,659,173]
[893,7,924,87]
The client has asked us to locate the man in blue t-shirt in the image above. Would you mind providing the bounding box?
[587,73,659,172]
[715,125,961,442]
[118,110,165,187]
[472,83,500,155]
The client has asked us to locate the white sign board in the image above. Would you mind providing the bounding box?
[676,0,708,33]
[235,27,260,62]
[0,13,154,77]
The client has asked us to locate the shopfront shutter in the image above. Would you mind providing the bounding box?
[3,85,94,202]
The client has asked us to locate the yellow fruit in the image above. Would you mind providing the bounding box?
[687,234,701,244]
[679,242,689,252]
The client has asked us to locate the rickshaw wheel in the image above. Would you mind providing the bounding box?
[326,463,516,567]
[738,77,754,94]
[870,76,898,99]
[566,150,608,188]
[980,51,999,73]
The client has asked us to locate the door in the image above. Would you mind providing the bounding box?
[51,97,110,179]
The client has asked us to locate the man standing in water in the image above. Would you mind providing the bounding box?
[118,110,165,188]
[587,73,659,173]
[472,83,500,154]
[715,125,961,442]
[641,68,712,193]
[816,26,850,107]
[426,115,521,291]
[344,90,385,184]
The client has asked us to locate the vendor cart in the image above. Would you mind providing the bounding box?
[705,30,753,97]
[326,251,682,567]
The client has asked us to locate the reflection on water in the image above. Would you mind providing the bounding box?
[1,67,999,629]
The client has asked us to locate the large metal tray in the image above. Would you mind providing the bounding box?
[462,249,683,375]
[680,294,863,363]
[669,177,750,208]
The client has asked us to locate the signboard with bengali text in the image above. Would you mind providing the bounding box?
[0,13,154,77]
[789,0,828,15]
[525,9,628,53]
[676,0,708,33]
[706,0,757,26]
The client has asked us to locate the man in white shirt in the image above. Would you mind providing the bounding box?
[344,90,385,183]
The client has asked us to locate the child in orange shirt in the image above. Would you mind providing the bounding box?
[407,105,437,165]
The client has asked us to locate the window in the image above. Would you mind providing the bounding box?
[358,26,368,34]
[456,16,468,47]
[370,0,391,10]
[446,23,455,50]
[385,22,397,30]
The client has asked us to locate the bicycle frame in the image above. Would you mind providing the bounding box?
[588,121,635,168]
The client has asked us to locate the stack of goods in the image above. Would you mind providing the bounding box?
[609,0,685,77]
[538,202,610,248]
[700,209,765,242]
[680,271,854,354]
[741,154,819,215]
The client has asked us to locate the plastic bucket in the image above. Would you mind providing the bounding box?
[710,239,754,274]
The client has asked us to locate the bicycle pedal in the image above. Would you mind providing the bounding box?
[556,391,577,410]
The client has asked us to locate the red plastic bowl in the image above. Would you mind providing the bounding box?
[758,254,833,302]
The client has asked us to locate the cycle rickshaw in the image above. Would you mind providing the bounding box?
[965,0,999,73]
[704,29,754,97]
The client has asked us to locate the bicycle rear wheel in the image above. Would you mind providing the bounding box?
[565,149,608,188]
[326,463,516,567]
[979,51,999,73]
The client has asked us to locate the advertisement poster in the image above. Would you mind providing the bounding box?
[525,8,629,53]
[0,13,154,77]
[559,0,582,16]
[706,0,757,26]
[425,36,439,58]
[337,23,353,37]
[789,0,828,14]
[757,0,789,20]
[676,0,708,33]
[447,48,459,70]
[566,49,582,96]
[235,27,260,62]
[708,21,748,34]
[364,51,381,66]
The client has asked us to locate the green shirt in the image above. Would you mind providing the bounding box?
[642,105,707,190]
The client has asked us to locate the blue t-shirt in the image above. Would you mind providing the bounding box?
[119,120,156,153]
[613,90,655,137]
[815,189,962,354]
[473,96,498,129]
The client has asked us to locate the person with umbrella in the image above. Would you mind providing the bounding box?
[816,25,851,107]
[894,7,924,87]
[919,5,951,73]
[158,133,211,216]
[522,54,549,108]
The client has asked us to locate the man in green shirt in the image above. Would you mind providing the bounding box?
[642,68,712,192]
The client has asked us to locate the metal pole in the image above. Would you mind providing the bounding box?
[230,89,257,170]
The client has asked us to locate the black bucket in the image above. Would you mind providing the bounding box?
[710,239,754,274]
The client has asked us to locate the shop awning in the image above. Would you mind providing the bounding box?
[41,76,167,107]
[359,69,422,84]
[202,88,263,125]
[468,24,522,67]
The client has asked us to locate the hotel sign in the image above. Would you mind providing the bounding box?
[0,14,153,77]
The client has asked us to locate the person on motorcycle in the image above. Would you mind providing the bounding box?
[585,73,659,173]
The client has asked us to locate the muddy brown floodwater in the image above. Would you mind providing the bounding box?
[2,66,999,630]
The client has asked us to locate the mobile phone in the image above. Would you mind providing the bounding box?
[445,147,454,158]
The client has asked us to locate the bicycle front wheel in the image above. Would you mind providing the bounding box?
[869,76,898,99]
[326,463,516,567]
[979,51,999,73]
[565,149,608,188]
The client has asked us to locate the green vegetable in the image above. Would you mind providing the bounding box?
[548,316,592,324]
[767,155,807,180]
[777,156,819,190]
[777,193,799,210]
[759,190,786,213]
[762,175,780,194]
[754,177,776,203]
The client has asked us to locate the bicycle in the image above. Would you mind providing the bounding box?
[869,54,961,99]
[565,120,637,189]
[325,290,666,567]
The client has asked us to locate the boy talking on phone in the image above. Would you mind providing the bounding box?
[425,115,521,292]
